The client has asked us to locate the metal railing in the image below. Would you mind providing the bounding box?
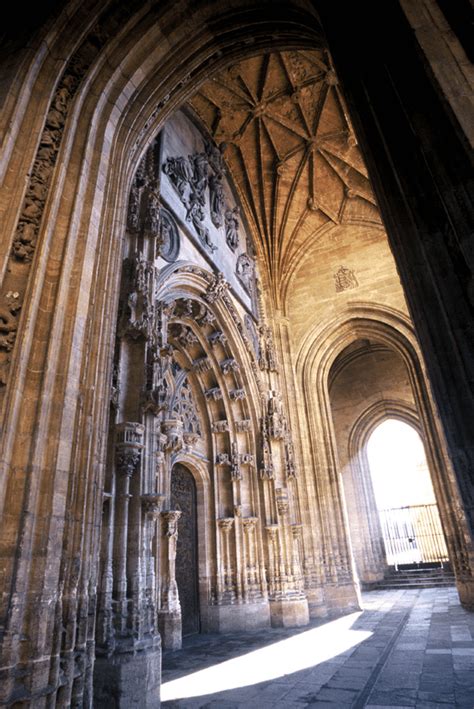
[378,503,449,567]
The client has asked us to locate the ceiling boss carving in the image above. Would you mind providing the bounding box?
[188,50,381,304]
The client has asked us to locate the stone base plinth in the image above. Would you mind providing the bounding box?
[456,578,474,611]
[207,600,271,632]
[94,640,161,708]
[158,610,182,650]
[324,581,361,614]
[270,596,309,628]
[306,585,329,619]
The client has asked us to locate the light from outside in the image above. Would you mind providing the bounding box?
[367,419,435,510]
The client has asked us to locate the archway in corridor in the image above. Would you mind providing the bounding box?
[367,419,448,569]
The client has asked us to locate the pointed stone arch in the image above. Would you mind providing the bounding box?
[298,303,474,607]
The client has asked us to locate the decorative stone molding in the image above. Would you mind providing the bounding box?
[192,356,212,373]
[208,330,227,347]
[141,493,166,518]
[211,420,229,433]
[235,419,252,433]
[204,272,229,303]
[242,517,258,533]
[159,208,181,262]
[0,291,22,355]
[216,453,230,465]
[229,388,246,401]
[171,324,199,347]
[205,387,222,401]
[265,524,279,540]
[290,524,303,539]
[218,517,234,533]
[220,358,239,375]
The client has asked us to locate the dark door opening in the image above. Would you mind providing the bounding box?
[171,464,200,635]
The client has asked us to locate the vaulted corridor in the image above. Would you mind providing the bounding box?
[162,588,474,707]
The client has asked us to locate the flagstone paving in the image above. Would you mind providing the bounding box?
[161,588,474,707]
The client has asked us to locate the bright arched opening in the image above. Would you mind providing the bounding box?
[367,419,448,567]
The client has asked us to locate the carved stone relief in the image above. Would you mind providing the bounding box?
[236,253,254,294]
[225,206,240,251]
[334,265,358,292]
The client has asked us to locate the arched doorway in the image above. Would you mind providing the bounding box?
[171,464,200,636]
[367,419,448,569]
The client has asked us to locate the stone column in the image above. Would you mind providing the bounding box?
[218,517,235,602]
[158,510,182,650]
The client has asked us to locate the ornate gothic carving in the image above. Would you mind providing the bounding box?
[208,330,227,347]
[192,356,212,373]
[259,417,274,480]
[236,253,254,293]
[0,292,21,353]
[209,173,225,228]
[141,493,165,518]
[205,387,222,401]
[276,489,289,516]
[225,206,240,251]
[258,325,278,372]
[204,272,229,303]
[285,437,297,479]
[267,390,286,439]
[220,358,239,375]
[115,422,145,476]
[161,418,184,452]
[244,314,260,359]
[229,388,246,401]
[163,151,217,252]
[230,442,241,481]
[235,419,252,433]
[211,420,229,433]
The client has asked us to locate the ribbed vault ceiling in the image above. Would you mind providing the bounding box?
[188,49,382,306]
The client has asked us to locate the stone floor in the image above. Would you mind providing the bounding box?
[161,588,474,707]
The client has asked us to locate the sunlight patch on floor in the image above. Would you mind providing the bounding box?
[161,611,372,701]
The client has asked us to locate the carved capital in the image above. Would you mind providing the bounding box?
[115,422,145,477]
[242,517,258,534]
[141,493,166,518]
[218,517,234,534]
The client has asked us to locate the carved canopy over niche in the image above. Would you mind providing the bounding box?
[188,50,382,303]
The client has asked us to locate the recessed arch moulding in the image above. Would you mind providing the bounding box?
[297,304,474,607]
